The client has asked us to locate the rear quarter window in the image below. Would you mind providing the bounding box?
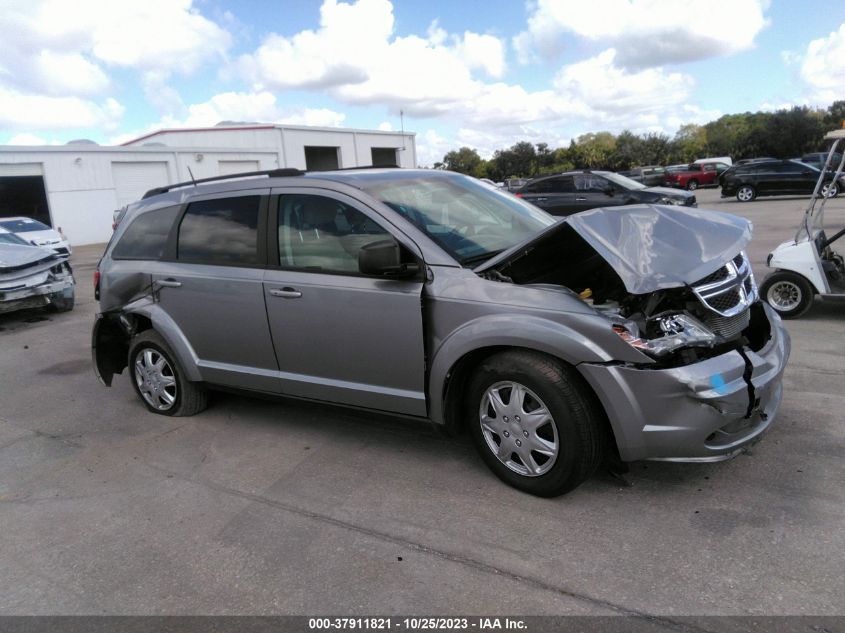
[112,206,179,260]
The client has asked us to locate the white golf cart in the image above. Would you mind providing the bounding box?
[760,129,845,317]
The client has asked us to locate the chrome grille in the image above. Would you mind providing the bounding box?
[692,251,757,318]
[703,309,751,339]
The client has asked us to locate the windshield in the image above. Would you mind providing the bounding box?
[0,218,51,232]
[0,232,30,246]
[600,172,647,190]
[359,172,555,264]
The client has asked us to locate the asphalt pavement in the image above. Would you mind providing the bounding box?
[0,188,843,619]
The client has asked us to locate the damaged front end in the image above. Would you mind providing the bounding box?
[0,244,75,314]
[476,204,791,461]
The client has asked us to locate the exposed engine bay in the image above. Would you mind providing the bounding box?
[478,208,773,368]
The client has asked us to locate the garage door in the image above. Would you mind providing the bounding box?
[218,160,260,175]
[112,162,170,208]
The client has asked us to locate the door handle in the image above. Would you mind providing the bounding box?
[575,197,587,201]
[270,287,302,298]
[156,278,182,288]
[534,197,548,201]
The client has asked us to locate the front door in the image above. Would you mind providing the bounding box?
[263,189,427,416]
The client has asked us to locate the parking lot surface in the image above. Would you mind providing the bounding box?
[1,189,843,618]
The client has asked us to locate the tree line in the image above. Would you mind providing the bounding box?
[433,101,845,181]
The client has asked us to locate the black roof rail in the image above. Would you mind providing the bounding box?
[142,168,305,199]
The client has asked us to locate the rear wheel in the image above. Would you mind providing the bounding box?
[761,271,814,318]
[686,180,699,191]
[736,184,756,202]
[822,182,839,198]
[466,350,606,497]
[128,330,207,416]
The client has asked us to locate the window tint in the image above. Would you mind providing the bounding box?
[177,196,260,265]
[278,194,390,273]
[525,176,574,194]
[112,206,179,260]
[574,174,607,192]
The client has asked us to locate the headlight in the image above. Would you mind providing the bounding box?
[612,313,717,358]
[658,197,683,205]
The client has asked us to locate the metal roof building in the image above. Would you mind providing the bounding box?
[0,123,416,245]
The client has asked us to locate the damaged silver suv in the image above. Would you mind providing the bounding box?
[93,168,790,496]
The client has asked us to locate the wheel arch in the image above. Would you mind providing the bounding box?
[437,344,621,461]
[93,301,202,386]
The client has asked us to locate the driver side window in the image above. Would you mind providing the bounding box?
[278,194,390,273]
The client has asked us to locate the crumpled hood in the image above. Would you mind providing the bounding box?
[0,243,61,270]
[477,204,752,295]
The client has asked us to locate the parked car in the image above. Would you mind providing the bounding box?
[799,152,844,171]
[0,241,75,314]
[93,168,788,497]
[514,170,695,215]
[0,217,71,255]
[720,159,844,202]
[617,165,665,187]
[662,162,731,191]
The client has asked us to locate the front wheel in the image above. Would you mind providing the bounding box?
[760,271,814,318]
[128,330,207,416]
[466,350,606,497]
[736,184,756,202]
[686,180,699,191]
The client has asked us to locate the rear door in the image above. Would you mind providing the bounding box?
[151,191,280,392]
[263,188,427,416]
[572,174,622,211]
[518,176,576,215]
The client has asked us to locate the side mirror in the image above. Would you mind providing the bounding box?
[358,239,420,277]
[604,186,615,196]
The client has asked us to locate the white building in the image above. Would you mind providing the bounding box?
[0,124,417,246]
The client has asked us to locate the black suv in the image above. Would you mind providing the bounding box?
[720,159,844,202]
[515,170,695,216]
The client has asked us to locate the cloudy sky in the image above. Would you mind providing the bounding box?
[1,0,843,165]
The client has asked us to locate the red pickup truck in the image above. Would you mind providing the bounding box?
[662,161,731,190]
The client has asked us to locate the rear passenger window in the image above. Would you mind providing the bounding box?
[112,206,179,260]
[178,196,260,265]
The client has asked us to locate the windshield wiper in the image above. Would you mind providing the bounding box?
[461,249,504,267]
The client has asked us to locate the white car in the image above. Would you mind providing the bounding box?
[0,217,71,255]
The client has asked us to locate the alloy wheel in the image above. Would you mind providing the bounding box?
[737,186,754,202]
[134,348,177,411]
[479,381,559,477]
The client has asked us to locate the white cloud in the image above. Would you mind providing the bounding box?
[6,132,60,145]
[514,0,769,68]
[377,121,393,131]
[0,89,123,131]
[237,0,509,108]
[110,92,346,142]
[554,49,694,113]
[798,23,845,104]
[0,0,231,101]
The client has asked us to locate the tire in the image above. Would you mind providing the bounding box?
[822,182,839,198]
[686,180,699,191]
[128,330,207,416]
[466,350,606,497]
[736,184,756,202]
[48,287,75,312]
[760,271,814,319]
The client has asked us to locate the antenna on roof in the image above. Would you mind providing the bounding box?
[186,166,198,187]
